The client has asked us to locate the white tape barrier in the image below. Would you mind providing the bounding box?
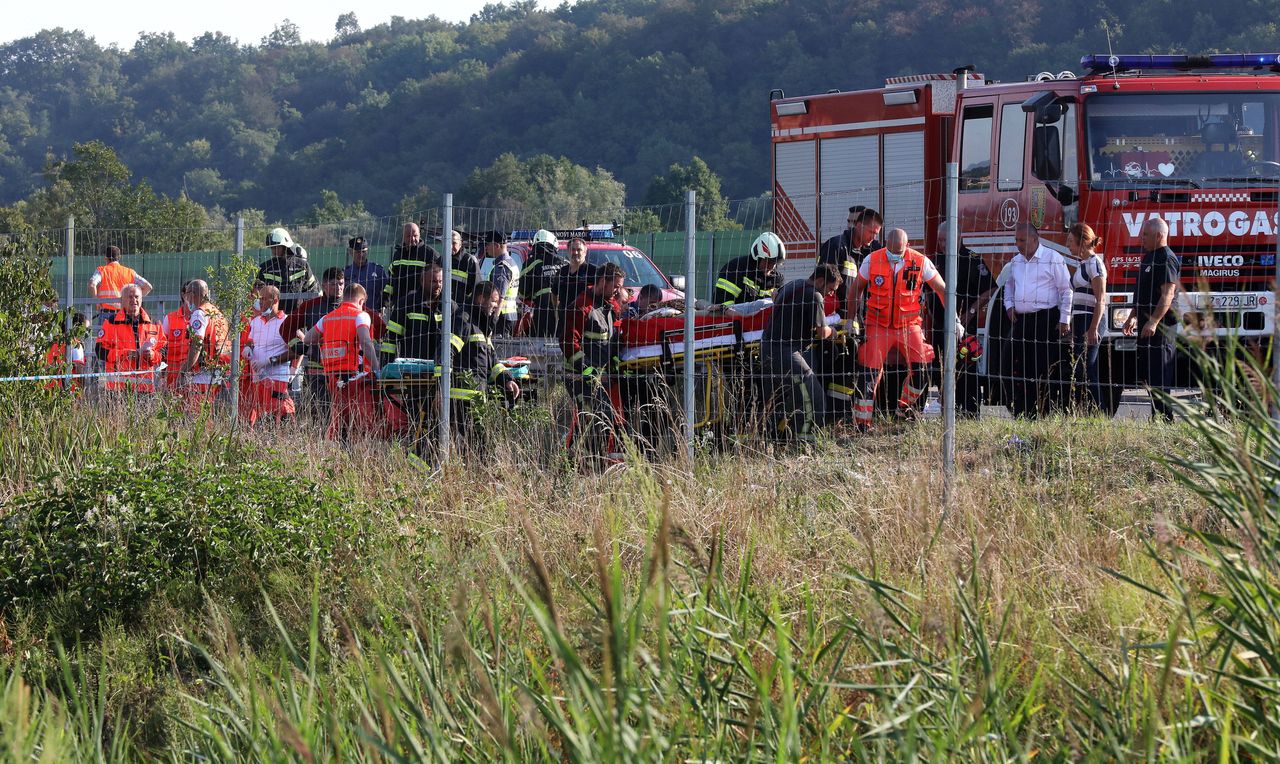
[0,364,168,384]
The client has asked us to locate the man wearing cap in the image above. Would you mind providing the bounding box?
[485,230,521,337]
[257,227,317,314]
[343,236,389,314]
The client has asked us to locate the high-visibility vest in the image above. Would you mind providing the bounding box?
[164,308,191,384]
[98,309,164,391]
[495,258,521,319]
[863,247,928,330]
[318,301,366,376]
[94,262,136,312]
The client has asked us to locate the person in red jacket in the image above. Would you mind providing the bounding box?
[848,228,948,430]
[95,284,165,394]
[303,283,382,441]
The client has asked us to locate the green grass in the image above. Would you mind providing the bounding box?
[0,355,1275,759]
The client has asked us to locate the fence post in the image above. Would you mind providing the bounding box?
[229,216,244,423]
[64,215,75,384]
[942,164,960,512]
[683,190,697,461]
[438,194,454,463]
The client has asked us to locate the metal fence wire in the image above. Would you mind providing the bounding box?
[9,175,1266,480]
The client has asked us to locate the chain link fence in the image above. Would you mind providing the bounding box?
[10,176,1268,481]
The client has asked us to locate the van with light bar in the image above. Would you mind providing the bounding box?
[770,52,1280,415]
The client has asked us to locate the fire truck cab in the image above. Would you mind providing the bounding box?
[771,54,1280,414]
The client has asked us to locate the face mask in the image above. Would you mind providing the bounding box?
[253,298,262,312]
[886,250,905,265]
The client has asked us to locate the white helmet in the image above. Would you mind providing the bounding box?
[532,229,558,247]
[750,231,786,261]
[266,227,295,249]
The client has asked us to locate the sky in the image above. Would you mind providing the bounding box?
[3,0,559,49]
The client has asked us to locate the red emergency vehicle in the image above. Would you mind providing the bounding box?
[771,53,1280,413]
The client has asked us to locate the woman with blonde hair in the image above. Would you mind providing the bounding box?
[1066,223,1108,411]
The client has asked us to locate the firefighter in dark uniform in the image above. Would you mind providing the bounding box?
[385,222,441,308]
[382,262,451,448]
[257,227,317,314]
[712,232,784,430]
[450,281,522,450]
[819,207,883,309]
[561,262,626,462]
[447,229,481,304]
[712,231,784,307]
[760,263,841,441]
[521,229,566,336]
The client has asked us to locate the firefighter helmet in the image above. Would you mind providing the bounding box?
[266,227,295,249]
[531,229,559,247]
[750,231,786,261]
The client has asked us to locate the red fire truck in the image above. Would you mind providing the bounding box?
[770,54,1280,413]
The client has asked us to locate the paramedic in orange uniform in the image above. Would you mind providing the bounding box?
[95,284,165,394]
[303,282,383,441]
[849,228,948,430]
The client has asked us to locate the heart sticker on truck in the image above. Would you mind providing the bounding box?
[1157,163,1175,176]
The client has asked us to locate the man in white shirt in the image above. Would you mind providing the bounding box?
[241,285,297,425]
[1003,223,1071,417]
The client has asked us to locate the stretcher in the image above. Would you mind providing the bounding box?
[377,357,532,386]
[615,310,842,430]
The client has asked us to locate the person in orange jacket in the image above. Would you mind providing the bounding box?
[303,282,382,441]
[95,284,165,393]
[848,228,948,430]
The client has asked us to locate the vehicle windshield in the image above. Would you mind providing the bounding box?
[1086,92,1280,186]
[585,248,671,288]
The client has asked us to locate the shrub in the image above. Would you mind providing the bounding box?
[0,434,360,632]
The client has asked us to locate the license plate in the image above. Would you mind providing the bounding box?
[1114,338,1136,352]
[1209,294,1259,310]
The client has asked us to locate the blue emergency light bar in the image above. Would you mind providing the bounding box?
[1081,53,1280,74]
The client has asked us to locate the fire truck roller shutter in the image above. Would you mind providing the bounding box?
[774,141,818,260]
[883,131,927,241]
[819,135,879,244]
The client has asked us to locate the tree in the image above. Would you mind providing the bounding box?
[643,157,739,231]
[460,153,624,228]
[335,12,361,40]
[305,189,369,225]
[397,186,435,219]
[262,19,302,49]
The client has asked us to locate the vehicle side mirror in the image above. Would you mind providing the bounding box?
[1033,125,1062,181]
[671,275,687,292]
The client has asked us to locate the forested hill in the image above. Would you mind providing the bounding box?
[2,0,1278,219]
